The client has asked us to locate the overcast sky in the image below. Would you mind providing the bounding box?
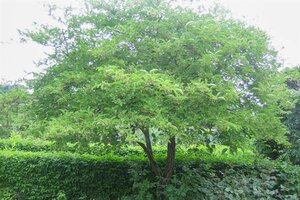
[0,0,299,82]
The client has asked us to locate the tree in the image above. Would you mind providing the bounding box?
[0,83,30,137]
[254,67,300,164]
[22,0,293,192]
[283,67,300,164]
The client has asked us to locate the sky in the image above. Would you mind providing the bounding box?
[0,0,299,82]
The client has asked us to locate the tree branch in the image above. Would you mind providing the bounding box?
[137,141,161,177]
[142,126,153,152]
[137,126,161,177]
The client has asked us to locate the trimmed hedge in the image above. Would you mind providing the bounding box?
[0,151,133,199]
[0,150,299,199]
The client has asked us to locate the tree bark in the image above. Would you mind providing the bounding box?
[164,136,176,181]
[137,127,161,177]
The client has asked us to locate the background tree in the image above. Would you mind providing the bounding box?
[20,0,294,193]
[0,83,30,137]
[255,67,300,164]
[283,67,300,165]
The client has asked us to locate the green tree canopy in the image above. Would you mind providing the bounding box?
[21,0,295,181]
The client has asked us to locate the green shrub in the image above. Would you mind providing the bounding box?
[0,135,166,156]
[0,136,256,160]
[0,136,54,152]
[0,150,133,199]
[124,161,300,200]
[0,150,299,199]
[167,163,300,200]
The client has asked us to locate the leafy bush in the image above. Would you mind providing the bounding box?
[0,135,54,152]
[255,139,285,160]
[0,135,256,161]
[163,164,299,200]
[0,150,299,200]
[123,161,299,200]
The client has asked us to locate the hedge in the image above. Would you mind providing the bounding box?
[0,150,299,199]
[0,151,133,200]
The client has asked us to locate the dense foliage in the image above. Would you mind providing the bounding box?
[0,84,30,137]
[0,0,299,199]
[283,67,300,164]
[18,0,296,186]
[255,67,300,164]
[0,150,299,200]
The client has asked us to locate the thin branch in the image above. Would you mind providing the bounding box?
[141,126,153,152]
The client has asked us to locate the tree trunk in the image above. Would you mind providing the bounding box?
[137,127,161,177]
[136,128,176,200]
[164,136,176,182]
